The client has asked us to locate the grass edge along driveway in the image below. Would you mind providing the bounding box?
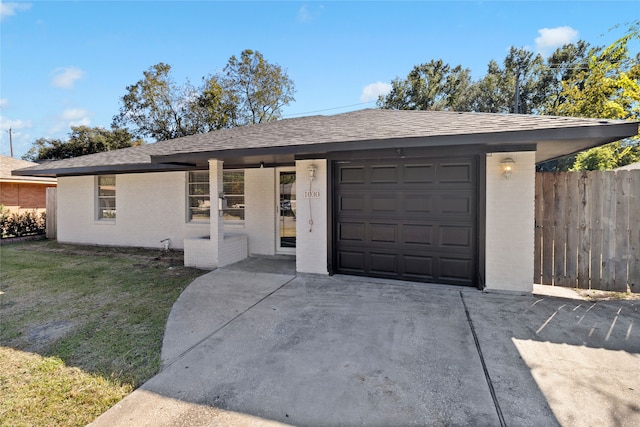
[0,241,204,427]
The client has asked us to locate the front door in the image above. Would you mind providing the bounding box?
[277,169,296,253]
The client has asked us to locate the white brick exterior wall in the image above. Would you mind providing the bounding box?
[57,173,209,249]
[245,167,276,255]
[295,159,329,275]
[485,152,535,292]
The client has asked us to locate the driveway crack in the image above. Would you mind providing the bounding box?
[460,291,507,427]
[162,275,297,370]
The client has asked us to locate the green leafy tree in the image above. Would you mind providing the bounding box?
[553,23,640,170]
[218,49,296,126]
[112,63,222,141]
[23,126,143,161]
[113,51,295,140]
[377,60,472,111]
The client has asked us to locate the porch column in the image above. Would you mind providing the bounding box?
[209,159,224,266]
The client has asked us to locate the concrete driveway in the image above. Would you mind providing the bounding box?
[91,257,640,427]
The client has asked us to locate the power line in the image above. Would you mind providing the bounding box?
[283,100,377,118]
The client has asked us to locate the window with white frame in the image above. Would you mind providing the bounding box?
[223,170,245,221]
[97,175,116,220]
[188,171,211,221]
[187,170,245,222]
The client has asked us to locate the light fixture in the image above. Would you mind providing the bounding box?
[501,157,515,178]
[259,161,265,168]
[307,164,318,181]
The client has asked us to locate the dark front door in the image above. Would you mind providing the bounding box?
[334,157,478,286]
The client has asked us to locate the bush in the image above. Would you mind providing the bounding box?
[0,206,46,238]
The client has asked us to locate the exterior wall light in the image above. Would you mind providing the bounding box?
[307,164,318,181]
[501,157,515,178]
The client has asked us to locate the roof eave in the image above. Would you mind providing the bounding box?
[11,162,199,178]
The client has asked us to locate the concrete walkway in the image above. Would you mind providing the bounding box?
[91,258,640,427]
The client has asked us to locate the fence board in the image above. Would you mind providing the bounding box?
[541,173,556,284]
[590,171,604,289]
[565,172,579,287]
[553,173,568,286]
[576,172,590,288]
[46,187,57,240]
[534,173,544,284]
[535,170,638,291]
[629,171,640,293]
[601,172,616,290]
[613,171,629,291]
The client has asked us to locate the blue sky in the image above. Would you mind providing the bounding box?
[1,1,636,158]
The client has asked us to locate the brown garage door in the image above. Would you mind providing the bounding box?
[334,157,477,286]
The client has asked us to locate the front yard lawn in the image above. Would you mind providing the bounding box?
[0,241,204,426]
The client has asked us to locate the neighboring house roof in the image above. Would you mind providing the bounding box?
[1,155,57,183]
[13,109,639,177]
[614,162,640,171]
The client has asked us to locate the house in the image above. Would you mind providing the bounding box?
[1,155,57,213]
[13,109,639,293]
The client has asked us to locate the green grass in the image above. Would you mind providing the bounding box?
[0,241,204,426]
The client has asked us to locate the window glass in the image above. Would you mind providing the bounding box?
[188,171,210,221]
[97,175,116,219]
[223,171,245,221]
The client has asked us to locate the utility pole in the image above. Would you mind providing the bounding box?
[514,72,520,114]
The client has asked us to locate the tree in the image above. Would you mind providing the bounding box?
[549,23,640,170]
[113,50,295,141]
[112,63,227,141]
[23,126,144,161]
[466,60,513,113]
[218,49,296,126]
[377,60,472,111]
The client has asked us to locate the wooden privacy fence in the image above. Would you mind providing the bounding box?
[534,170,640,292]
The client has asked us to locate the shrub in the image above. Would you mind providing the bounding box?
[0,206,46,238]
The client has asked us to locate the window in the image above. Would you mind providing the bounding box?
[187,170,245,222]
[223,170,245,221]
[188,171,210,221]
[97,175,116,220]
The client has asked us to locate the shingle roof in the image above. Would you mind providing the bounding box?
[13,109,639,177]
[1,155,57,183]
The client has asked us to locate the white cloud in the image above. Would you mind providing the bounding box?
[0,115,32,131]
[49,108,91,134]
[297,4,323,23]
[360,81,392,103]
[0,2,31,20]
[535,26,579,55]
[297,5,311,23]
[0,98,8,108]
[51,67,85,89]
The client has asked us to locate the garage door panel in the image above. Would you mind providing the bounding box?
[439,225,473,248]
[403,224,433,245]
[339,167,366,183]
[371,195,397,212]
[338,251,365,272]
[339,194,366,212]
[403,255,434,279]
[403,164,435,183]
[338,222,365,242]
[440,194,473,215]
[438,162,474,183]
[370,223,397,243]
[439,257,474,285]
[404,195,433,213]
[371,166,398,183]
[334,157,477,286]
[369,252,398,274]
